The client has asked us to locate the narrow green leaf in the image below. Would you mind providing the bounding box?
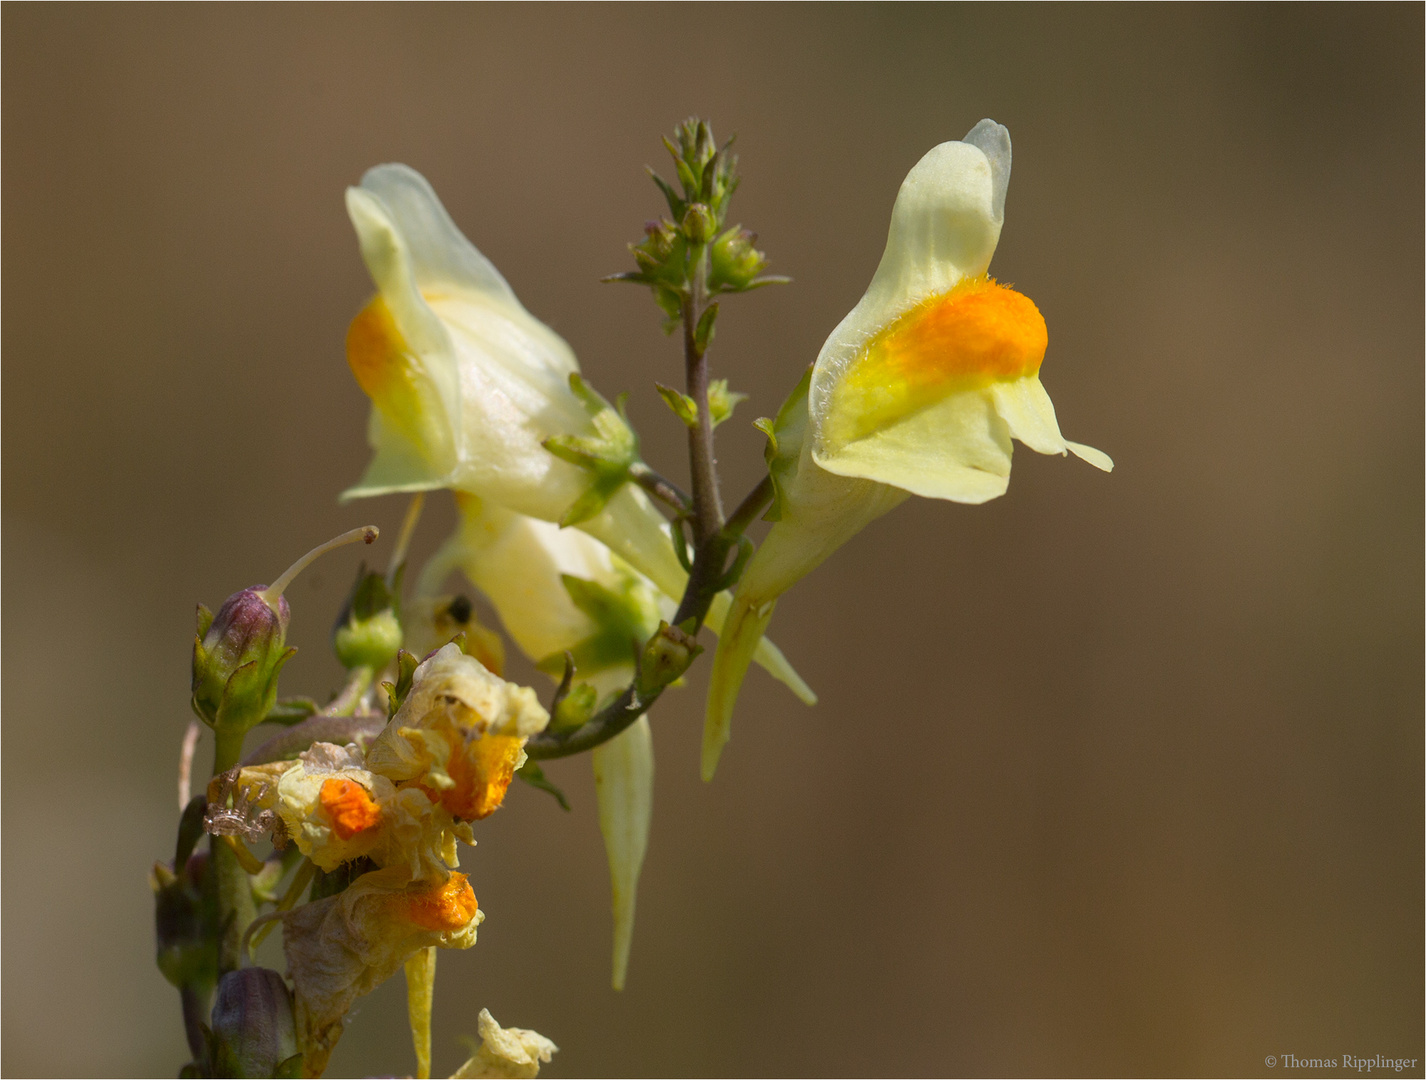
[655,383,699,428]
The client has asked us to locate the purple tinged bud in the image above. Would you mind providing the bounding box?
[210,967,299,1079]
[206,589,290,670]
[190,527,377,736]
[191,587,295,735]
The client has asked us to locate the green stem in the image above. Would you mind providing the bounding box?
[526,683,659,761]
[629,462,692,516]
[682,246,723,544]
[321,666,373,717]
[725,475,774,538]
[211,729,255,976]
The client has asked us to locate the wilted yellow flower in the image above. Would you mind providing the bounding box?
[418,493,658,991]
[366,643,549,823]
[283,864,483,1076]
[705,120,1111,779]
[450,1008,557,1080]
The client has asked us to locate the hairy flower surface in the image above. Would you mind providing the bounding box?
[705,120,1112,778]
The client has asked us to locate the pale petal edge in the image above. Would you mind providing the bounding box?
[1066,440,1114,472]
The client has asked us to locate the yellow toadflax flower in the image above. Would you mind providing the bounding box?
[704,120,1112,779]
[341,163,685,594]
[341,163,814,706]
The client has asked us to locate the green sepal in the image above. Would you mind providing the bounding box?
[757,364,813,524]
[550,682,598,732]
[196,603,215,640]
[670,149,700,203]
[262,697,319,726]
[212,647,296,734]
[655,383,699,428]
[694,301,719,350]
[707,379,745,427]
[657,378,744,431]
[515,759,572,811]
[546,374,641,527]
[275,1053,304,1079]
[537,572,658,676]
[647,167,684,220]
[381,650,419,721]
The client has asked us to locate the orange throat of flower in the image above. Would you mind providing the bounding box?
[318,777,383,840]
[441,733,525,821]
[827,276,1048,445]
[401,873,480,933]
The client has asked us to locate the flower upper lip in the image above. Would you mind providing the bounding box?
[342,163,594,519]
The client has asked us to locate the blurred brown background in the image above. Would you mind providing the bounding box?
[3,5,1421,1078]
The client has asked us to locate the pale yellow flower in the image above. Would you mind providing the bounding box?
[341,164,814,705]
[450,1009,558,1079]
[705,121,1111,779]
[341,164,685,595]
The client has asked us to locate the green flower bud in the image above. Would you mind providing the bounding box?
[209,967,300,1079]
[709,226,770,293]
[152,852,217,993]
[681,202,716,244]
[332,564,403,671]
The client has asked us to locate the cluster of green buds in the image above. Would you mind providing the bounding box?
[607,117,786,336]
